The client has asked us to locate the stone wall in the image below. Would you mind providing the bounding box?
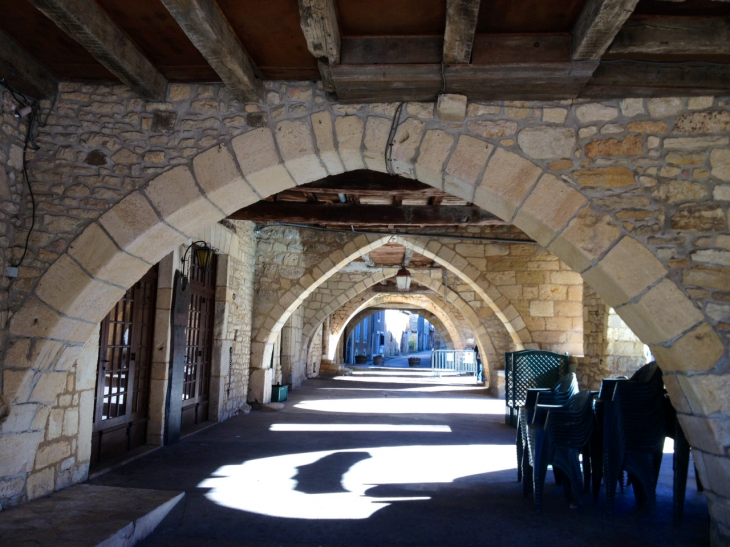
[306,324,323,378]
[0,323,96,508]
[0,88,32,407]
[579,282,647,390]
[211,220,256,420]
[0,81,729,539]
[280,306,305,388]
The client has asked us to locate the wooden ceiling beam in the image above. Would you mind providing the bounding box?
[571,0,641,61]
[160,0,261,102]
[582,62,730,98]
[28,0,166,101]
[229,202,505,226]
[298,0,340,93]
[607,17,730,56]
[331,62,598,102]
[0,30,57,100]
[443,0,482,64]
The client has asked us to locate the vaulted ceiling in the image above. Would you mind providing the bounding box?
[2,0,729,103]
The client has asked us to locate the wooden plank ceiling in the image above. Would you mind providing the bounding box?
[1,0,729,101]
[228,170,506,229]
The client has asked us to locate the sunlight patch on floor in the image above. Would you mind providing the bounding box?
[199,444,516,520]
[320,386,489,393]
[270,423,452,432]
[294,397,503,415]
[333,374,481,386]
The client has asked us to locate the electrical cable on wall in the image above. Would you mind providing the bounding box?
[0,78,55,273]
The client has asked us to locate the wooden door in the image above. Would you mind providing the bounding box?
[91,266,157,465]
[180,253,216,433]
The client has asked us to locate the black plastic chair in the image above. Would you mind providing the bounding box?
[527,389,595,512]
[601,362,666,515]
[517,373,578,491]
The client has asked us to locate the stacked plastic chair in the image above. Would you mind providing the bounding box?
[516,372,578,493]
[600,362,666,515]
[527,389,595,512]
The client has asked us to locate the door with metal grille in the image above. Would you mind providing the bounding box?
[91,266,157,465]
[180,253,216,433]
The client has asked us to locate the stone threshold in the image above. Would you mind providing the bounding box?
[88,444,162,481]
[0,484,184,547]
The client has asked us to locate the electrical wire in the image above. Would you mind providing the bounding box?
[0,79,44,269]
[384,102,405,176]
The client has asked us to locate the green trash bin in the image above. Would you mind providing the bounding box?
[271,384,288,402]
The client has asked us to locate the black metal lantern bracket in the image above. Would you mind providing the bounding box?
[180,240,218,289]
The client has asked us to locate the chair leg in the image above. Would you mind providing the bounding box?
[516,417,523,483]
[522,448,533,498]
[674,424,690,523]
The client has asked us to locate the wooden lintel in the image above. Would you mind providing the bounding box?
[608,17,730,56]
[331,62,598,102]
[443,0,482,64]
[370,286,437,295]
[28,0,166,101]
[571,0,642,61]
[161,0,261,102]
[287,173,444,195]
[582,61,730,98]
[229,202,505,226]
[0,30,57,99]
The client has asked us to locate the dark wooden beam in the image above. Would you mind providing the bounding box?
[0,30,57,99]
[582,61,730,98]
[443,0,481,64]
[298,0,340,93]
[370,286,437,295]
[160,0,261,102]
[331,62,598,102]
[608,17,730,56]
[288,172,443,195]
[28,0,166,100]
[229,202,505,226]
[571,0,641,61]
[341,37,442,65]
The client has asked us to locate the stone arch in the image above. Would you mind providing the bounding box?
[254,232,530,376]
[300,269,510,355]
[342,303,460,353]
[332,291,494,365]
[3,105,727,521]
[300,269,501,369]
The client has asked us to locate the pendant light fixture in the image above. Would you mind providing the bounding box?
[395,267,411,292]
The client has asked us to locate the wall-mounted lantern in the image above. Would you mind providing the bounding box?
[180,240,217,289]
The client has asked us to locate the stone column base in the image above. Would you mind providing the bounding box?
[248,368,272,404]
[489,370,506,398]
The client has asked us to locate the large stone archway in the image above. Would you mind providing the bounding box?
[342,301,462,352]
[299,269,509,366]
[1,86,728,534]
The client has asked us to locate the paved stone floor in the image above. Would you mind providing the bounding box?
[91,373,710,547]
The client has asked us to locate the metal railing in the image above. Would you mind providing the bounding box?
[430,350,478,377]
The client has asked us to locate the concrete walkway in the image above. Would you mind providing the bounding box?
[90,373,709,547]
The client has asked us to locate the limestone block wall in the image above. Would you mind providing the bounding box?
[306,324,323,378]
[210,220,256,420]
[579,282,647,390]
[0,325,97,508]
[0,81,729,539]
[0,89,32,401]
[280,306,305,388]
